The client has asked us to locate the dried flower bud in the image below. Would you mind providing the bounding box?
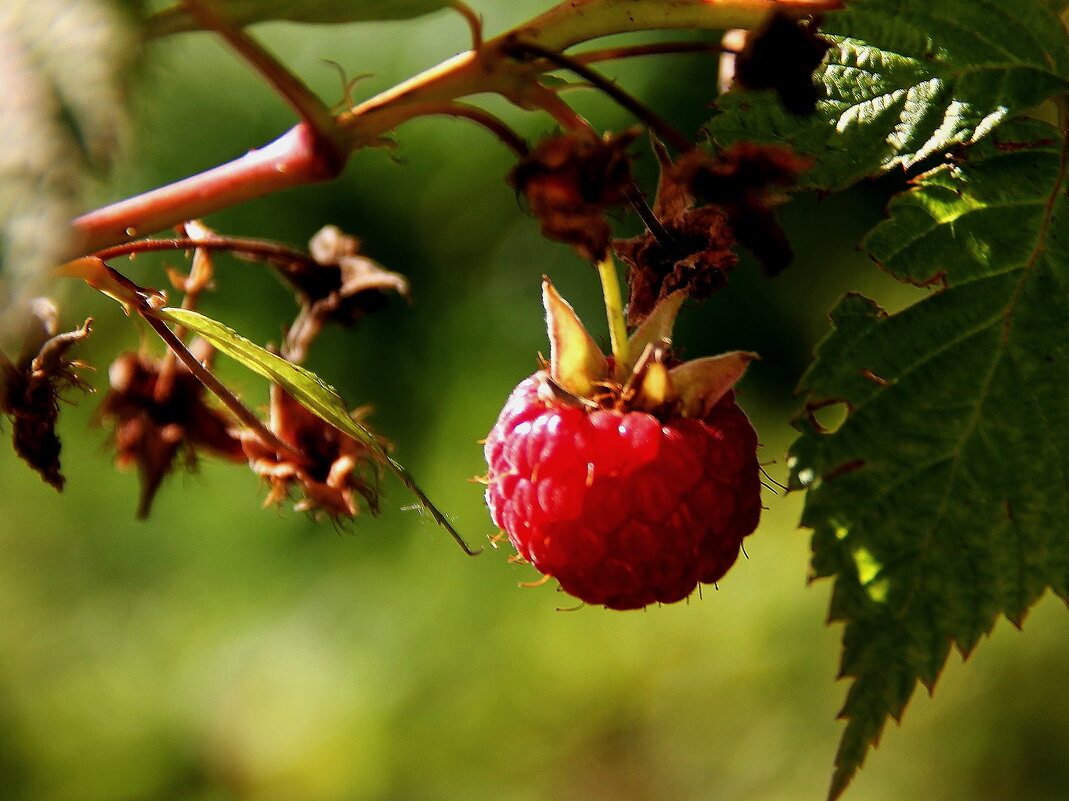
[676,142,811,276]
[733,11,831,115]
[279,225,410,361]
[278,225,408,322]
[100,349,244,518]
[510,130,637,261]
[241,383,382,520]
[1,300,92,489]
[613,139,737,326]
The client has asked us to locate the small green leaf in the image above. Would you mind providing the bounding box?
[708,0,1069,190]
[158,307,373,445]
[146,0,451,35]
[791,118,1069,799]
[157,307,478,554]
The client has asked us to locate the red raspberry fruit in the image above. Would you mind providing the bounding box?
[483,280,761,610]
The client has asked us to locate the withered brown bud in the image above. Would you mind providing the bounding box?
[241,383,382,521]
[733,11,831,114]
[613,139,737,326]
[278,225,410,362]
[0,299,92,490]
[304,225,409,324]
[677,142,811,276]
[510,130,637,261]
[100,349,244,518]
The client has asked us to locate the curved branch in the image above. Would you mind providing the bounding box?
[69,0,842,257]
[505,40,694,152]
[94,236,316,266]
[71,123,342,257]
[406,102,530,156]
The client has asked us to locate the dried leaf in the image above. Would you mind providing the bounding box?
[100,348,245,518]
[0,299,92,489]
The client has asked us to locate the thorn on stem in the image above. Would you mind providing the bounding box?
[452,1,483,51]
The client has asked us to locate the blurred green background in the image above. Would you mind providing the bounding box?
[2,3,1068,800]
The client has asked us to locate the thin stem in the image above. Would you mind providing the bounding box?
[509,0,841,53]
[406,102,530,156]
[154,228,217,401]
[525,85,596,134]
[505,41,694,153]
[596,253,629,368]
[571,41,734,65]
[140,311,306,464]
[154,272,200,402]
[451,1,483,51]
[626,184,673,244]
[183,0,345,163]
[95,236,317,267]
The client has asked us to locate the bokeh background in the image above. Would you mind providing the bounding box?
[2,3,1068,800]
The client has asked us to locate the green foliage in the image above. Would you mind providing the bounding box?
[707,0,1069,796]
[0,0,139,315]
[146,0,452,36]
[708,0,1069,190]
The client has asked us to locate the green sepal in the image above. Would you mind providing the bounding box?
[543,278,610,398]
[669,351,758,418]
[621,291,685,380]
[628,345,675,413]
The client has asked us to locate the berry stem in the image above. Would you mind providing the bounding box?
[596,253,629,368]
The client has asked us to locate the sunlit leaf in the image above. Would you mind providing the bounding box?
[146,0,451,36]
[789,118,1069,799]
[711,1,1069,793]
[708,0,1069,190]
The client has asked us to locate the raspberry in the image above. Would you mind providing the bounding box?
[483,279,761,610]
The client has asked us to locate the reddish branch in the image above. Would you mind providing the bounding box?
[68,0,842,259]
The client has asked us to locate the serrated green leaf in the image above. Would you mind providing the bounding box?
[156,307,478,553]
[790,118,1069,799]
[146,0,451,36]
[707,0,1069,190]
[0,0,138,323]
